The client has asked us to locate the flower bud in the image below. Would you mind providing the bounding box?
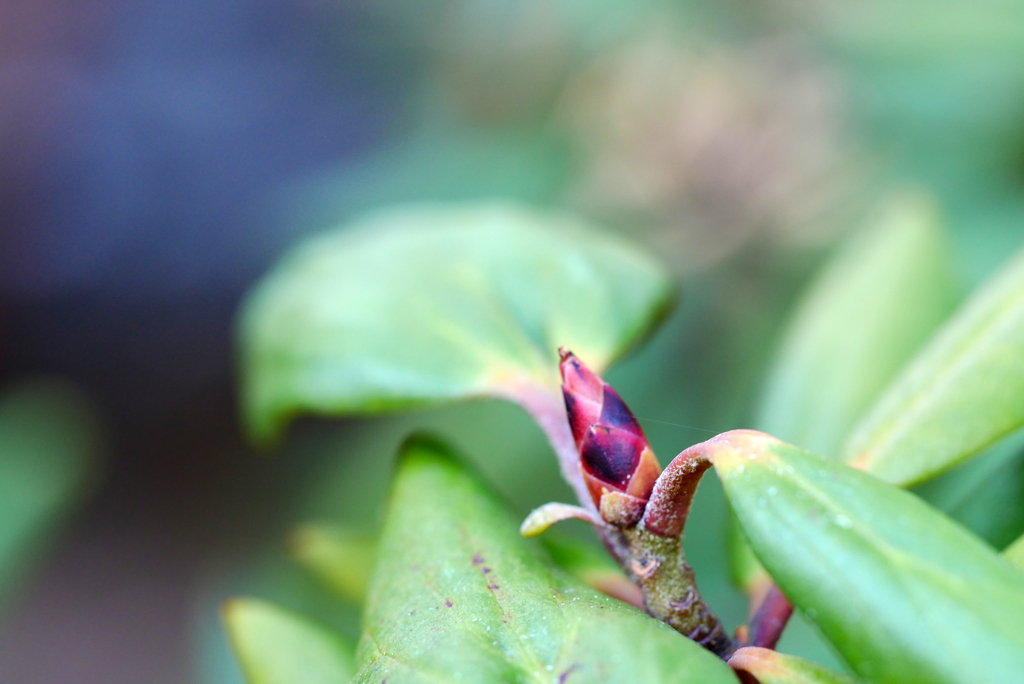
[559,348,661,524]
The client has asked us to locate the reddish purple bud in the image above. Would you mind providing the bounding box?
[579,425,649,489]
[560,350,603,446]
[598,386,646,440]
[559,348,661,521]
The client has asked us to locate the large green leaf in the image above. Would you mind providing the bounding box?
[224,598,355,684]
[239,203,673,443]
[844,245,1024,485]
[288,523,641,609]
[353,435,736,683]
[729,647,859,684]
[757,193,958,459]
[0,379,100,604]
[710,430,1024,684]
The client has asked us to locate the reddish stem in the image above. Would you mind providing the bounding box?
[641,442,714,538]
[748,584,794,650]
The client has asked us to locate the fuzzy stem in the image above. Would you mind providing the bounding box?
[642,445,714,537]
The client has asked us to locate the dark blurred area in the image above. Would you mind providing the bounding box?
[1,0,1023,682]
[0,0,417,680]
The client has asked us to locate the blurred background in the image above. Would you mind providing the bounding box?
[1,0,1024,682]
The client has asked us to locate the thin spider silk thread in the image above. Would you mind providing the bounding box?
[634,416,718,435]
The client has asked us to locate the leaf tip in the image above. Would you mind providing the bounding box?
[520,502,606,537]
[221,597,243,621]
[239,394,288,449]
[729,647,858,684]
[728,646,784,677]
[397,431,460,464]
[221,597,260,636]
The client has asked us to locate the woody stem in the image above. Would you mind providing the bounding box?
[617,442,739,657]
[624,525,736,658]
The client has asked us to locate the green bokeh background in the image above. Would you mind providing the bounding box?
[4,0,1024,681]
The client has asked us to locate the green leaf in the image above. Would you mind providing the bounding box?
[0,379,100,604]
[290,523,375,605]
[288,128,573,230]
[1006,534,1024,572]
[729,647,859,684]
[757,193,958,459]
[353,434,736,684]
[844,244,1024,485]
[912,429,1024,549]
[224,597,355,684]
[710,430,1024,684]
[239,203,674,443]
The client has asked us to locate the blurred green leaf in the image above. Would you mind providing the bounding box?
[1006,534,1024,572]
[195,544,365,684]
[712,431,1024,684]
[239,202,673,443]
[806,0,1024,60]
[288,129,573,231]
[224,598,355,684]
[0,379,100,604]
[736,193,957,611]
[729,647,859,684]
[913,429,1024,549]
[290,524,375,605]
[844,245,1024,485]
[353,434,736,683]
[757,192,958,459]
